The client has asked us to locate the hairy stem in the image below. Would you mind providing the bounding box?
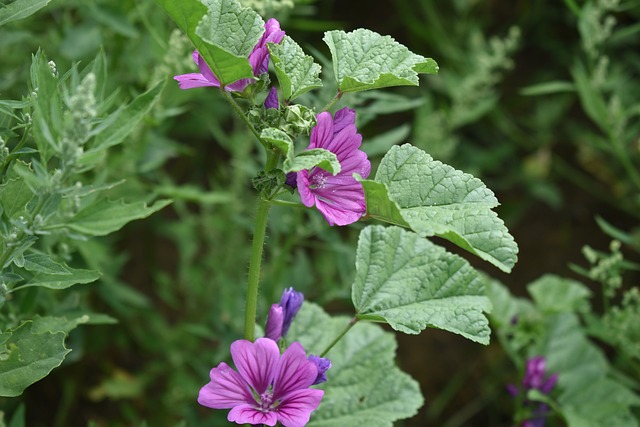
[221,89,265,147]
[321,90,343,112]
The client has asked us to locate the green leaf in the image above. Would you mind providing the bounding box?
[0,0,50,27]
[519,80,575,96]
[358,179,408,228]
[286,149,340,175]
[31,50,62,161]
[352,225,492,344]
[22,253,71,275]
[288,303,423,426]
[540,313,640,427]
[323,29,438,93]
[260,128,340,174]
[65,198,172,236]
[0,176,33,219]
[0,321,69,397]
[364,144,518,272]
[528,275,592,313]
[268,36,322,101]
[14,267,100,291]
[154,0,262,86]
[86,81,165,154]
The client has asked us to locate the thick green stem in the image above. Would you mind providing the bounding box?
[320,317,358,357]
[321,91,343,112]
[243,151,279,341]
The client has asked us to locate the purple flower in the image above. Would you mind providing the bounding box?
[508,356,558,427]
[198,338,324,427]
[174,18,285,91]
[265,288,304,341]
[294,108,371,226]
[308,355,332,385]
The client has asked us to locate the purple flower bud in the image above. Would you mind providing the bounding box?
[308,355,332,385]
[523,356,546,390]
[265,304,284,341]
[280,287,304,336]
[265,87,279,109]
[506,383,520,397]
[540,373,558,394]
[285,172,297,188]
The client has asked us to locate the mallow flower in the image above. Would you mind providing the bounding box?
[198,338,324,427]
[174,18,285,91]
[265,287,304,341]
[507,356,558,427]
[291,108,371,226]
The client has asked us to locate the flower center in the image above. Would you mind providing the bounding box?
[258,390,274,411]
[310,171,329,189]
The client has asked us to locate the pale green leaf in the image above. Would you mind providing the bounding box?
[14,267,101,291]
[87,80,164,153]
[0,0,50,27]
[352,225,492,344]
[65,199,172,236]
[366,144,518,272]
[154,0,261,86]
[323,29,438,93]
[261,127,293,163]
[0,321,69,397]
[31,50,62,161]
[286,149,340,175]
[22,254,70,275]
[288,303,423,427]
[0,176,33,219]
[528,275,592,313]
[268,35,322,101]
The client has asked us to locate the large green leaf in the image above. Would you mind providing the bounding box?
[268,36,322,101]
[527,275,591,314]
[0,177,33,219]
[0,321,69,397]
[540,313,640,427]
[352,225,492,344]
[323,29,438,93]
[65,198,171,236]
[0,0,50,27]
[363,144,518,272]
[154,0,261,86]
[288,303,423,427]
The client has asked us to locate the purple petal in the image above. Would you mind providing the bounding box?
[272,342,318,400]
[228,403,278,426]
[173,73,220,90]
[265,87,279,109]
[297,170,315,208]
[280,288,304,337]
[315,197,366,226]
[265,304,284,341]
[308,355,331,385]
[194,50,220,85]
[249,18,286,76]
[541,373,559,394]
[285,172,298,188]
[332,107,356,134]
[231,338,280,395]
[197,362,254,409]
[275,389,324,427]
[523,356,546,389]
[309,112,334,150]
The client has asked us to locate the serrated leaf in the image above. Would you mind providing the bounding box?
[323,29,438,93]
[0,0,50,27]
[352,225,492,344]
[286,149,340,175]
[261,127,293,162]
[288,303,423,427]
[86,81,164,154]
[65,198,171,236]
[154,0,261,86]
[268,36,322,101]
[528,275,592,313]
[365,144,518,272]
[0,321,69,397]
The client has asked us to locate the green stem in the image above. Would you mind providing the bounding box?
[320,317,358,357]
[221,89,265,147]
[268,199,305,209]
[243,151,279,342]
[321,91,344,112]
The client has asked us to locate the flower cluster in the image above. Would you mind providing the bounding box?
[174,18,285,91]
[199,288,330,426]
[508,356,558,427]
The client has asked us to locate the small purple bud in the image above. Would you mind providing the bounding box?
[280,287,304,336]
[265,87,279,109]
[523,356,546,389]
[308,355,332,385]
[265,304,284,341]
[285,172,297,188]
[506,383,520,397]
[540,373,558,394]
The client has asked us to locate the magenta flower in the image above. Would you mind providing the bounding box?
[508,356,558,427]
[294,107,371,226]
[174,18,285,91]
[198,338,324,427]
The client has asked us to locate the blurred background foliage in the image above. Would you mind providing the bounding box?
[0,0,639,425]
